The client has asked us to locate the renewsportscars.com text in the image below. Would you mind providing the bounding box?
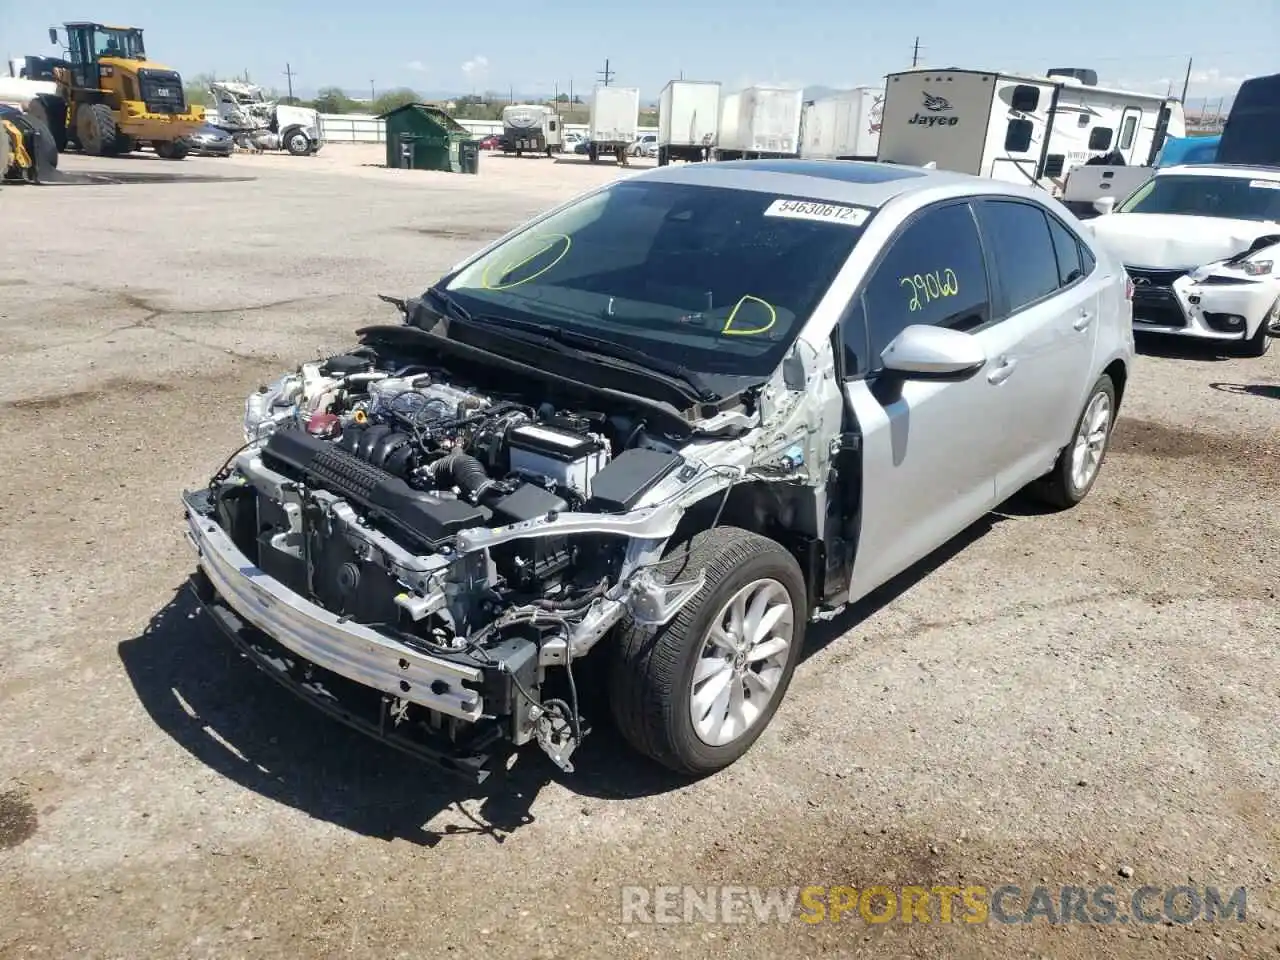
[620,884,1249,926]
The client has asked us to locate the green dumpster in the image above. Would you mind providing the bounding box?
[378,103,472,172]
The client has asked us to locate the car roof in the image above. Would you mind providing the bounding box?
[1157,163,1280,180]
[631,158,1054,209]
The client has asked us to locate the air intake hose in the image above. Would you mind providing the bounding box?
[425,451,492,499]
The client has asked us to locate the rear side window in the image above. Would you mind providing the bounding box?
[1046,215,1088,285]
[1005,119,1033,152]
[1089,127,1114,151]
[856,202,991,366]
[973,200,1061,314]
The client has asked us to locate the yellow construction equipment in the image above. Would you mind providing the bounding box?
[25,22,204,160]
[1,105,57,182]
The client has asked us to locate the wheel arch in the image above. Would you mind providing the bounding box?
[1103,357,1127,410]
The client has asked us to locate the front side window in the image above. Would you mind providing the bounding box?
[1117,173,1280,223]
[858,202,991,366]
[974,200,1062,314]
[446,181,869,377]
[92,28,145,59]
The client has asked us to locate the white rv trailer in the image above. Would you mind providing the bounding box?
[876,67,1184,198]
[799,86,884,160]
[501,104,563,156]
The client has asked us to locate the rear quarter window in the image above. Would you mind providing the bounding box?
[973,200,1062,314]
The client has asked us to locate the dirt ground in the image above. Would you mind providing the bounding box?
[0,145,1278,960]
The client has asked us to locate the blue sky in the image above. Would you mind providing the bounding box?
[5,0,1275,105]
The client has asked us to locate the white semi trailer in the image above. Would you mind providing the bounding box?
[712,85,803,160]
[657,79,720,165]
[587,85,639,164]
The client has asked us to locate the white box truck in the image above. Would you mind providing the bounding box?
[713,85,803,160]
[799,86,884,160]
[657,79,720,165]
[587,85,640,163]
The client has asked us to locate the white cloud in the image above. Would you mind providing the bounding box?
[1110,67,1253,97]
[462,55,489,78]
[406,60,426,73]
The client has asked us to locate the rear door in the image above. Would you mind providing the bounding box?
[971,198,1098,497]
[841,200,1007,599]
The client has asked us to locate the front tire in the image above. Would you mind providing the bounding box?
[1235,301,1276,358]
[284,129,310,156]
[608,527,806,776]
[76,104,118,156]
[1027,373,1117,509]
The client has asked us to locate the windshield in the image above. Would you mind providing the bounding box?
[1118,173,1280,222]
[93,28,145,60]
[443,179,869,378]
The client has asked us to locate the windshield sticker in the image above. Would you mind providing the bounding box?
[900,269,960,312]
[1248,179,1280,190]
[763,199,870,226]
[480,234,571,290]
[722,295,777,336]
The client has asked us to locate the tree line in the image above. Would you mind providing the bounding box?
[182,74,656,126]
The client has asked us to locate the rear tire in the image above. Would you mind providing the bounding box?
[76,103,119,156]
[25,94,68,152]
[154,140,189,160]
[1027,373,1117,510]
[608,527,806,776]
[25,115,59,178]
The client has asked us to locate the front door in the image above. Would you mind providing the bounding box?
[840,200,1007,599]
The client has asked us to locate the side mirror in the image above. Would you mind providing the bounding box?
[48,27,58,45]
[1092,196,1117,216]
[880,324,986,380]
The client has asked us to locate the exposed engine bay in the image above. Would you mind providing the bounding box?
[183,312,838,780]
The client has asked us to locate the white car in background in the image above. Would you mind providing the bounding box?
[1086,163,1280,357]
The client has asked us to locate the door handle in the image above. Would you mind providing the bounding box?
[987,356,1018,385]
[1074,309,1093,331]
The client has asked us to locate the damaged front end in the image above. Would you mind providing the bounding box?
[182,330,833,780]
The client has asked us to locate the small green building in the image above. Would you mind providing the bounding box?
[379,103,477,173]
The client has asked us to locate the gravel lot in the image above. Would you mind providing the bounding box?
[1,145,1278,960]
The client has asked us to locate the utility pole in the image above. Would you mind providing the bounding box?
[597,58,614,87]
[1179,56,1192,103]
[370,79,375,102]
[283,62,295,101]
[911,37,921,67]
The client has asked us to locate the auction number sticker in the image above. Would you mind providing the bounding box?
[763,198,870,226]
[1248,179,1280,190]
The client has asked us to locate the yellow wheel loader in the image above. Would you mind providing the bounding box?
[25,22,205,160]
[0,104,58,182]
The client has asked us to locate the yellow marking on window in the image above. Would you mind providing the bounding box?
[721,295,778,336]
